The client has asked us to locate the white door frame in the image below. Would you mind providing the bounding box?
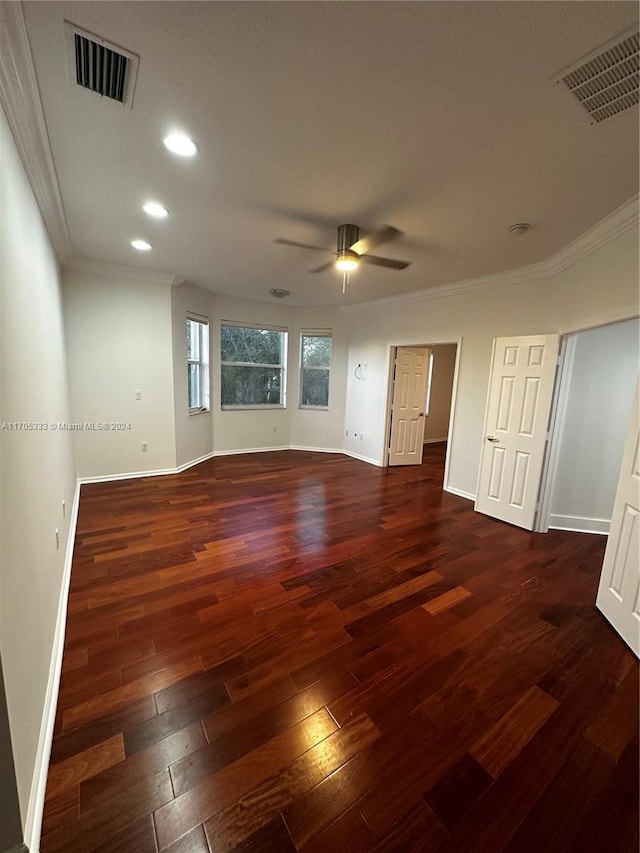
[535,334,576,532]
[536,315,639,533]
[381,338,462,492]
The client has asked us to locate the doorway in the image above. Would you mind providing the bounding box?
[383,340,460,486]
[538,317,639,534]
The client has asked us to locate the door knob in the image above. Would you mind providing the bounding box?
[418,412,425,417]
[486,435,499,442]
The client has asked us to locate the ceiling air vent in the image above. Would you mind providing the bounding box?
[74,33,127,102]
[65,22,139,108]
[555,28,639,123]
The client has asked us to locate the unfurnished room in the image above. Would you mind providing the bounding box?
[0,2,639,852]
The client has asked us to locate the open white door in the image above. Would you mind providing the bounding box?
[389,347,430,466]
[475,334,559,529]
[596,379,640,657]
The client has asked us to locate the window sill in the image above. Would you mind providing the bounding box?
[189,408,211,417]
[221,405,286,411]
[299,406,330,411]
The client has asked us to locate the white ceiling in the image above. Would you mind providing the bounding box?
[22,1,640,306]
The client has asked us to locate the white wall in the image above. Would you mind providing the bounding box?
[342,221,639,495]
[343,277,555,485]
[172,282,214,468]
[289,306,348,452]
[63,269,176,478]
[0,105,76,828]
[211,296,348,455]
[555,227,640,335]
[424,343,457,442]
[550,318,639,533]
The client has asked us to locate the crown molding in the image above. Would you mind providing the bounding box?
[65,256,185,287]
[341,194,639,314]
[0,1,72,262]
[340,261,549,314]
[546,194,639,276]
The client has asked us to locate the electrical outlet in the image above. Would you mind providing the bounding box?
[55,529,60,550]
[62,499,66,518]
[142,441,148,452]
[273,426,277,433]
[361,361,367,370]
[345,430,349,436]
[135,390,142,400]
[360,433,364,440]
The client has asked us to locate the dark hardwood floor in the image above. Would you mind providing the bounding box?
[41,444,639,852]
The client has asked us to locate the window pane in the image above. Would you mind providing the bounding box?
[301,368,329,407]
[188,363,201,408]
[221,325,283,365]
[187,319,200,360]
[221,365,283,407]
[302,335,331,367]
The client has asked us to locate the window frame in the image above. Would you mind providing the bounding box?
[299,331,332,411]
[187,315,210,415]
[220,321,288,410]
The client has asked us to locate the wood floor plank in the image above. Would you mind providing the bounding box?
[423,753,493,831]
[469,684,560,778]
[46,734,125,798]
[80,721,206,812]
[154,707,363,848]
[201,714,380,851]
[40,447,638,852]
[160,823,211,853]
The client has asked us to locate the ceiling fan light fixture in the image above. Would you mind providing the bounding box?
[335,251,358,272]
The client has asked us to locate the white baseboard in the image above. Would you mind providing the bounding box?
[288,445,342,455]
[176,450,216,472]
[212,445,291,457]
[343,449,382,466]
[549,514,610,535]
[77,465,178,484]
[444,485,476,502]
[24,480,81,853]
[78,446,383,485]
[423,437,448,444]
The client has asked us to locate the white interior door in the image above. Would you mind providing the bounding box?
[389,347,430,466]
[596,379,640,657]
[475,334,559,529]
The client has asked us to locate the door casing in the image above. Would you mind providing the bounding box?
[381,339,461,488]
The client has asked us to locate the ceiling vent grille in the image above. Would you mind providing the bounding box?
[65,22,139,108]
[74,33,128,102]
[558,30,639,123]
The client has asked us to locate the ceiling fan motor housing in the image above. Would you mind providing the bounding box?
[337,223,360,252]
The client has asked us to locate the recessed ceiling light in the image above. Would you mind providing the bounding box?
[163,133,198,157]
[131,239,152,251]
[143,201,169,219]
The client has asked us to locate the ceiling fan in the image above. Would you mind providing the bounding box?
[275,223,410,292]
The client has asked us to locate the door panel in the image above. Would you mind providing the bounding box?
[475,335,559,529]
[596,379,640,657]
[389,347,430,466]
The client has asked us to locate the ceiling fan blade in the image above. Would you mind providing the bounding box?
[309,261,335,273]
[274,238,330,252]
[350,225,402,256]
[360,254,410,270]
